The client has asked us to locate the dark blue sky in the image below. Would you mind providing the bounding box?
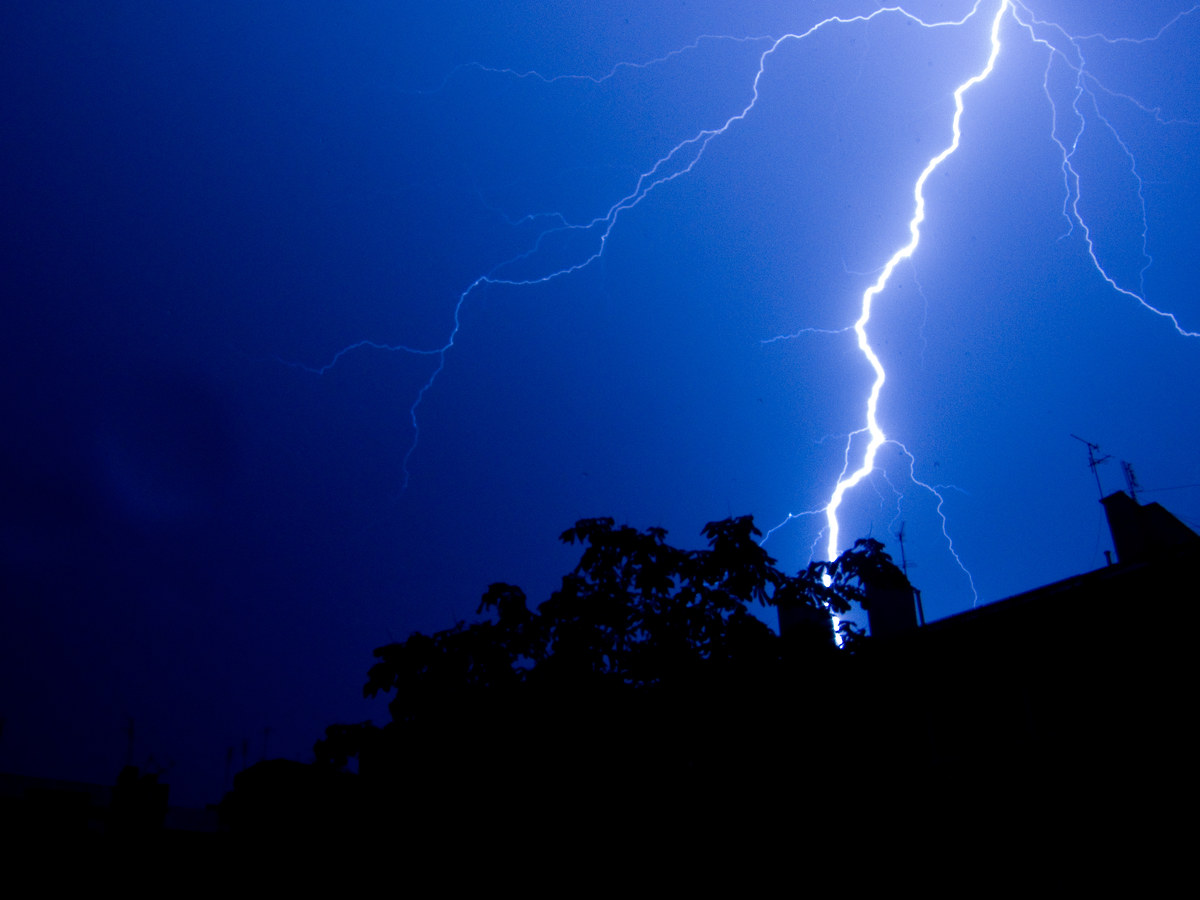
[3,1,1198,806]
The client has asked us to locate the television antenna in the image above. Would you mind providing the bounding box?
[1071,434,1111,501]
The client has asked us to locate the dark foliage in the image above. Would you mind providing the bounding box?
[300,517,907,847]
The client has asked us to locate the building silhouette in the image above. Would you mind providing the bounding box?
[218,489,1198,840]
[844,490,1197,824]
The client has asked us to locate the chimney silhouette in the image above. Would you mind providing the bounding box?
[1101,490,1200,565]
[862,563,921,639]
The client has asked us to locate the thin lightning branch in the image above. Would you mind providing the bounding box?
[891,442,979,606]
[1086,77,1200,129]
[1017,3,1200,46]
[880,470,907,536]
[908,260,932,368]
[764,425,865,551]
[431,35,778,89]
[1011,2,1200,336]
[760,507,827,548]
[296,2,989,488]
[279,339,442,375]
[760,325,854,345]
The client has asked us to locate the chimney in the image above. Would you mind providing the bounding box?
[1101,490,1200,565]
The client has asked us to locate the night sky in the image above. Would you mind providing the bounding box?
[4,1,1198,807]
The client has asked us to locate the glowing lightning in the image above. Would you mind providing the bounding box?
[288,1,1197,618]
[822,1,1009,567]
[818,0,1199,584]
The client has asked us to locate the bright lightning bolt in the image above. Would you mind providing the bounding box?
[769,0,1197,616]
[822,1,1009,571]
[289,1,1197,618]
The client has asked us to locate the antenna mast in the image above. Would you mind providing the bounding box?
[1071,434,1111,501]
[1121,461,1141,503]
[894,522,925,626]
[895,522,909,576]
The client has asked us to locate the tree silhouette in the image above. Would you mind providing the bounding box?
[307,516,907,844]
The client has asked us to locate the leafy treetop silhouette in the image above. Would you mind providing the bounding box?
[316,516,906,771]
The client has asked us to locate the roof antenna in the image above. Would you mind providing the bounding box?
[1121,461,1141,503]
[894,522,925,626]
[1071,434,1111,501]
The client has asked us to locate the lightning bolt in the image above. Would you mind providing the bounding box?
[766,0,1197,615]
[822,1,1008,573]
[290,2,1197,616]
